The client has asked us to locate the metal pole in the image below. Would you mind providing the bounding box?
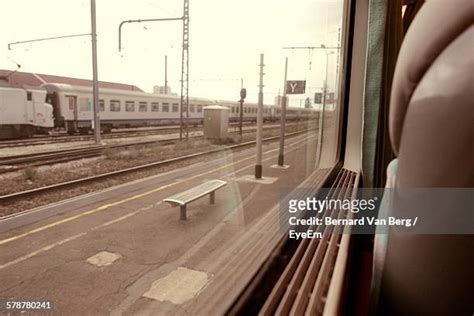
[317,51,329,167]
[91,0,100,143]
[239,78,243,136]
[239,99,243,136]
[164,55,168,94]
[180,0,190,141]
[278,57,288,166]
[255,54,264,179]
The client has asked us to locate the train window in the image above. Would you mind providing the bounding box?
[172,103,179,112]
[162,103,170,112]
[139,102,148,112]
[151,102,159,112]
[99,100,105,112]
[190,104,195,113]
[125,101,135,112]
[66,96,76,110]
[79,98,90,111]
[26,91,32,101]
[110,100,121,112]
[197,105,203,112]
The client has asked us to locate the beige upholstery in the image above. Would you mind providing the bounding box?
[389,0,473,156]
[375,1,474,314]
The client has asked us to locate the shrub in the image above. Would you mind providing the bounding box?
[23,167,38,181]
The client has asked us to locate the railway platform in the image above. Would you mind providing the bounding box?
[0,131,322,315]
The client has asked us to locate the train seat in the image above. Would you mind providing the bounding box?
[372,1,474,314]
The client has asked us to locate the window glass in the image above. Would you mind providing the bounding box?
[79,98,90,111]
[125,101,135,112]
[110,100,121,112]
[139,102,147,112]
[0,2,347,312]
[67,96,76,110]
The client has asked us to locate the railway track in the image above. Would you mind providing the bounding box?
[0,123,305,174]
[0,128,312,205]
[0,125,185,149]
[0,121,259,149]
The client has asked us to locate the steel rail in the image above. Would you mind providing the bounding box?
[0,122,306,167]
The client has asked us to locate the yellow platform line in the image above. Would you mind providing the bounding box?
[0,135,309,246]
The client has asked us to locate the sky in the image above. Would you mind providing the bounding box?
[0,0,344,106]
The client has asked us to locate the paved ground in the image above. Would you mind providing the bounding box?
[0,131,320,315]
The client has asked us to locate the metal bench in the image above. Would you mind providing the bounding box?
[163,179,227,220]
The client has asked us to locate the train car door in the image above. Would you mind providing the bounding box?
[65,95,78,133]
[25,91,35,126]
[46,92,63,128]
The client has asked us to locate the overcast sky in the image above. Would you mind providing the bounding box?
[0,0,343,106]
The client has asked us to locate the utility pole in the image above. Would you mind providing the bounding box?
[164,55,168,94]
[255,54,264,179]
[180,0,190,141]
[316,49,333,166]
[90,0,101,143]
[278,57,288,166]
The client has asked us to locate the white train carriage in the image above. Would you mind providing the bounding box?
[41,83,318,134]
[42,83,214,134]
[0,86,54,139]
[217,99,277,123]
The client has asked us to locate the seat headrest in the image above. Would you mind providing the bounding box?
[389,0,473,155]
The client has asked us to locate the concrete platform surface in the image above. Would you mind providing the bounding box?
[0,131,324,315]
